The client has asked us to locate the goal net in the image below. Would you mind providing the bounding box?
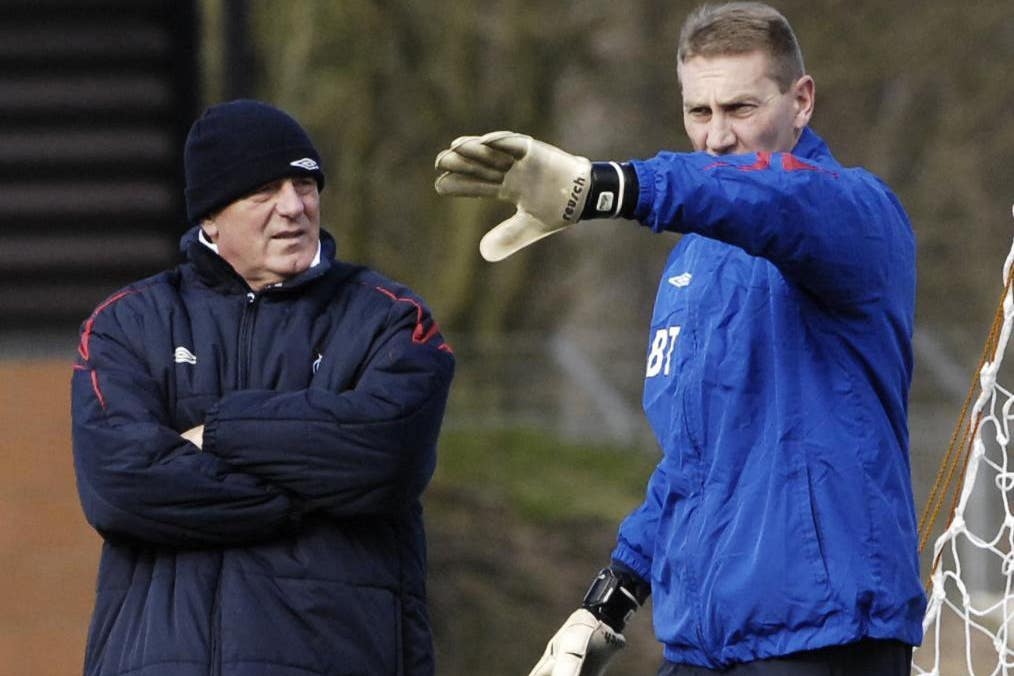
[912,228,1014,676]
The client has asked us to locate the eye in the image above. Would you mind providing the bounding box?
[293,177,317,194]
[727,103,757,117]
[686,107,711,121]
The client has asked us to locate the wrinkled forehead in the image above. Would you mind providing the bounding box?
[678,52,780,104]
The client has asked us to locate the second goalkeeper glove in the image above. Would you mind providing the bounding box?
[526,567,649,676]
[527,608,625,676]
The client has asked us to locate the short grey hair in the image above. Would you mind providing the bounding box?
[677,2,805,92]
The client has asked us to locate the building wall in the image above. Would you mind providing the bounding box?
[0,360,96,676]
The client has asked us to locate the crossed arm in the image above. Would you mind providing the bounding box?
[72,295,453,548]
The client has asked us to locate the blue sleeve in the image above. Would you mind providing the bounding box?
[630,150,914,308]
[611,460,670,582]
[72,293,298,548]
[201,292,454,518]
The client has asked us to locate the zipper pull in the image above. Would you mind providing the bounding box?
[246,292,256,304]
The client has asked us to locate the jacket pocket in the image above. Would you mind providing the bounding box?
[649,467,706,655]
[694,446,836,657]
[798,455,833,588]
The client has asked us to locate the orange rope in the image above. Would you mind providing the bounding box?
[916,358,982,553]
[918,257,1014,590]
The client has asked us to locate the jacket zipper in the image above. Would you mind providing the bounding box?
[238,291,259,388]
[210,556,223,676]
[210,292,257,675]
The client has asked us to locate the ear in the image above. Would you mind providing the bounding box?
[792,75,815,130]
[201,218,219,241]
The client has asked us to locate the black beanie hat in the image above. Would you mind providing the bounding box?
[184,99,325,223]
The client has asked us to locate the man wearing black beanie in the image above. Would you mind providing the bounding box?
[71,99,455,676]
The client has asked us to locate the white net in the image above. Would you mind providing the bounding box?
[913,230,1014,676]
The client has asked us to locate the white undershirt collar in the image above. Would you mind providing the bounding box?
[198,228,322,269]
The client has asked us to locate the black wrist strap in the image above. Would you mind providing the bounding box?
[581,567,647,632]
[580,162,639,220]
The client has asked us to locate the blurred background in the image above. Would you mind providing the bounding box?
[0,0,1012,674]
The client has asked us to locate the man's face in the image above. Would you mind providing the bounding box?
[203,176,321,290]
[679,50,814,155]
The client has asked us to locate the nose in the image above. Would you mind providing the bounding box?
[275,179,305,217]
[705,115,736,156]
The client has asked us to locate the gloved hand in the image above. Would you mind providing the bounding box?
[527,609,626,676]
[434,131,591,261]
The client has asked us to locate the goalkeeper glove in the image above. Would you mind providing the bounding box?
[527,567,649,676]
[527,609,625,676]
[433,131,637,261]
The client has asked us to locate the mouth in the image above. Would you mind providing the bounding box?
[271,230,305,240]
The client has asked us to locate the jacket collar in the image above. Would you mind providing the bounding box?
[179,225,338,294]
[791,127,840,168]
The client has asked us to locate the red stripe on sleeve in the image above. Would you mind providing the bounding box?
[78,289,137,361]
[781,153,835,174]
[90,369,107,410]
[372,285,452,353]
[704,152,772,172]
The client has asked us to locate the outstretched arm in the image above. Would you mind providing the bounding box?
[630,149,913,307]
[435,131,913,308]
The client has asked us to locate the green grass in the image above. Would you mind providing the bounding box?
[432,428,659,523]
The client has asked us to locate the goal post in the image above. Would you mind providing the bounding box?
[912,218,1014,676]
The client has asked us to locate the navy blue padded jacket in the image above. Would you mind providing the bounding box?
[71,226,454,676]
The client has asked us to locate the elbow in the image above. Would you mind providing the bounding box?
[376,436,439,510]
[388,378,449,501]
[399,438,438,502]
[345,428,440,515]
[75,474,141,540]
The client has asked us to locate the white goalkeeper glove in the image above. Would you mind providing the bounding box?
[434,131,592,261]
[527,609,626,676]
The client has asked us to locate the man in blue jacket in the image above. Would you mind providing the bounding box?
[72,99,455,676]
[434,2,922,674]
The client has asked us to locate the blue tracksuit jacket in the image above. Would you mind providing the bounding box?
[71,227,454,675]
[611,128,925,668]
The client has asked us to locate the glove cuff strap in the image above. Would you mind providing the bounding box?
[581,162,639,220]
[581,567,643,632]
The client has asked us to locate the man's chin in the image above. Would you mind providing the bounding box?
[276,253,316,278]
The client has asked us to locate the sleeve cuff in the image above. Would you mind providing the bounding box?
[630,160,656,223]
[611,544,652,583]
[202,404,221,456]
[610,560,652,602]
